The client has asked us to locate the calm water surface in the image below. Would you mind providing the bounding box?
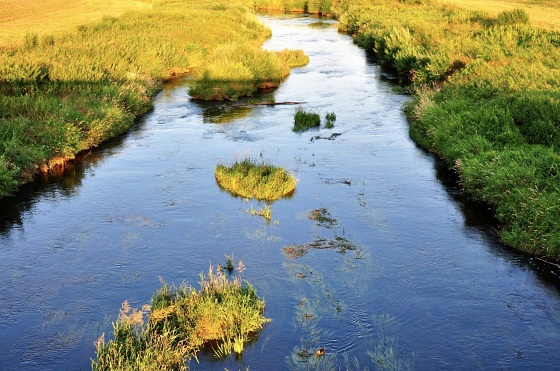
[1,15,560,370]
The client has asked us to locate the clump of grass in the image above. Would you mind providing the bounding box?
[215,157,297,201]
[92,264,269,369]
[293,108,321,132]
[224,253,235,272]
[324,112,336,129]
[248,203,273,220]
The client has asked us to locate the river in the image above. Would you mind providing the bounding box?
[1,14,560,370]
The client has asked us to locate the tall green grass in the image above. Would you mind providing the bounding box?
[0,0,305,197]
[93,264,270,370]
[334,0,560,259]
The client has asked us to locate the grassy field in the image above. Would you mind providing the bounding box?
[442,0,560,30]
[0,0,155,47]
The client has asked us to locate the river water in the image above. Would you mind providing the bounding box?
[1,15,560,370]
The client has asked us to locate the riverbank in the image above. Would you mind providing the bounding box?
[243,0,560,260]
[0,0,303,197]
[328,0,560,260]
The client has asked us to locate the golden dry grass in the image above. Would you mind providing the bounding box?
[441,0,560,30]
[0,0,154,46]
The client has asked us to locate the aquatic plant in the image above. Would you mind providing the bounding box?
[324,112,336,129]
[215,157,297,201]
[283,236,357,259]
[248,203,273,220]
[293,108,321,132]
[92,264,269,370]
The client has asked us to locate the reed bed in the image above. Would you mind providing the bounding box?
[215,157,297,201]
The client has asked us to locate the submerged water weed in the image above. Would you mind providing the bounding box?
[307,208,338,228]
[293,108,321,132]
[92,264,269,370]
[215,157,297,201]
[282,236,357,259]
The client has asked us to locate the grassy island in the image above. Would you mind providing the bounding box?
[215,157,297,201]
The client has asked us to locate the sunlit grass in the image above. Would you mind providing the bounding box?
[215,157,297,201]
[92,264,269,370]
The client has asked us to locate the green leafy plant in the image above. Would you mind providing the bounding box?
[324,112,336,129]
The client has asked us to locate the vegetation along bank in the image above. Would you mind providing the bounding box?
[332,0,560,260]
[249,0,560,260]
[0,0,306,198]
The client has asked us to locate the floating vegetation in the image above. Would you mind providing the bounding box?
[215,157,297,201]
[310,132,342,142]
[293,108,321,132]
[92,264,269,370]
[283,236,357,259]
[307,208,338,228]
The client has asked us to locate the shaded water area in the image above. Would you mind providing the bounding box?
[1,15,560,370]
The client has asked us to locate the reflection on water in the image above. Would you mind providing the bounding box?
[1,14,560,371]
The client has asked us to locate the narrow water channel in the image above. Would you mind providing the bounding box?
[1,15,560,370]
